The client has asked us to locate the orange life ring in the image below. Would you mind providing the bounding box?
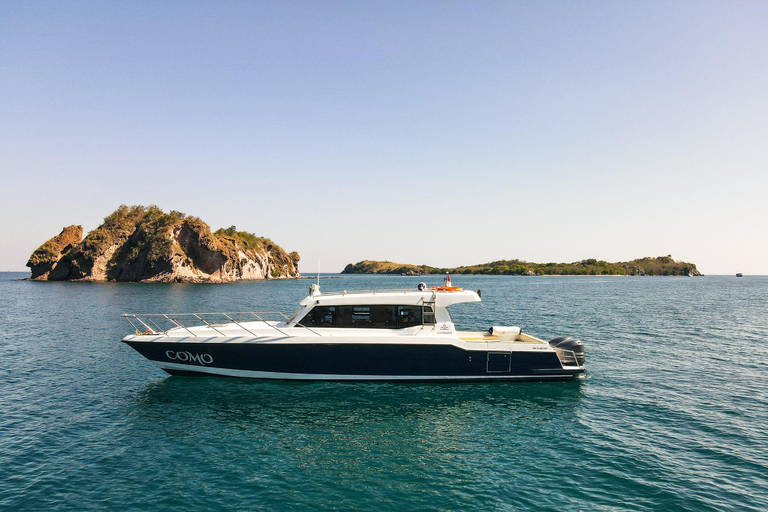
[431,286,463,292]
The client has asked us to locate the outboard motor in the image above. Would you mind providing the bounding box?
[548,336,585,367]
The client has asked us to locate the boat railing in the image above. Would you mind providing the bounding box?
[122,312,322,338]
[312,287,479,298]
[313,288,430,296]
[552,346,582,368]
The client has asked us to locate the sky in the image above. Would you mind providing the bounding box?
[1,1,767,274]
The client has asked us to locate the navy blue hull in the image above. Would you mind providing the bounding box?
[123,340,583,381]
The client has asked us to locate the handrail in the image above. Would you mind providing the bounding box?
[315,288,429,296]
[247,312,288,337]
[121,311,319,338]
[552,347,582,368]
[310,287,482,297]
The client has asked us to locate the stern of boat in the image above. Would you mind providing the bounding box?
[548,336,586,375]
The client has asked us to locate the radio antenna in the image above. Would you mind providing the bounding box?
[317,256,320,288]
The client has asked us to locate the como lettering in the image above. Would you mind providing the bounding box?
[166,351,213,365]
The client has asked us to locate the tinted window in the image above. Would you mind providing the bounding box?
[300,305,422,329]
[397,305,422,328]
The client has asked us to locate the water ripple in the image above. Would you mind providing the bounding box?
[1,274,768,511]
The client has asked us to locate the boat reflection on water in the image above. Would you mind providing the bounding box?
[130,377,586,433]
[124,378,587,511]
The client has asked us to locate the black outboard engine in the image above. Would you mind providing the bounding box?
[548,337,586,367]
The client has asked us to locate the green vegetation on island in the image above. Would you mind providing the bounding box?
[342,256,701,276]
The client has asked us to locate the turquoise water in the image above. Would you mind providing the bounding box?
[1,273,767,511]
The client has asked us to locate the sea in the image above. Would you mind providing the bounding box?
[1,272,766,511]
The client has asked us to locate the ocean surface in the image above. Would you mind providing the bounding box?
[1,272,767,511]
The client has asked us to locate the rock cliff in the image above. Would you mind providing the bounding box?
[26,206,300,283]
[26,225,84,280]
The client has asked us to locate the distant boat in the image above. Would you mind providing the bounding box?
[736,273,743,277]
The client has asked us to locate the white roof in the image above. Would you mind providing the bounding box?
[299,289,481,307]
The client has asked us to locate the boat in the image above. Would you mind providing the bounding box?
[736,273,743,277]
[121,279,586,382]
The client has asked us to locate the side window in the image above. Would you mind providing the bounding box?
[369,305,395,328]
[397,306,423,328]
[301,305,423,328]
[339,306,374,328]
[302,306,338,327]
[352,306,370,322]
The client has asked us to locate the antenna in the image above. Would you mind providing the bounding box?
[317,256,320,288]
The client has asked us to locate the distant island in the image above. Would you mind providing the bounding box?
[342,257,701,276]
[26,205,300,283]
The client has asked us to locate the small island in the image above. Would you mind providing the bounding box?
[343,256,701,276]
[27,205,300,283]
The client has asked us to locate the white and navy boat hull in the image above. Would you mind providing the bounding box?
[122,336,584,381]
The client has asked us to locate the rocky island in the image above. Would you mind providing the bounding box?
[27,205,300,283]
[343,256,701,276]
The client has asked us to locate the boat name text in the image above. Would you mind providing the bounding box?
[166,351,213,365]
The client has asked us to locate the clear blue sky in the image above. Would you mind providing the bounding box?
[2,1,766,274]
